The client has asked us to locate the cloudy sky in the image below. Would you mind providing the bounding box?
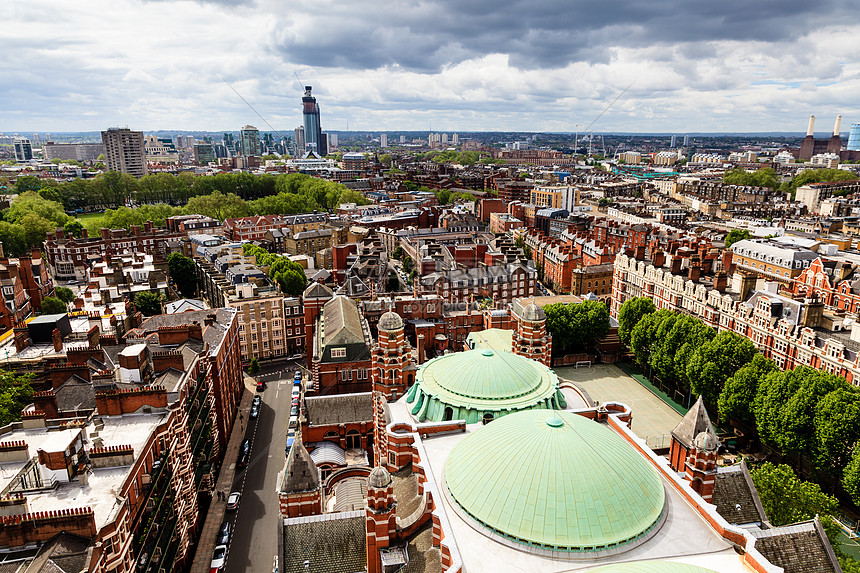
[3,0,860,134]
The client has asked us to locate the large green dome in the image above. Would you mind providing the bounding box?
[588,562,718,572]
[444,409,666,555]
[404,349,565,423]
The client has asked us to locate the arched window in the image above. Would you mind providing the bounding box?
[346,429,361,449]
[324,431,339,442]
[443,407,454,421]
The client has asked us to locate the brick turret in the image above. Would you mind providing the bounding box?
[511,301,552,366]
[371,310,413,402]
[365,466,396,573]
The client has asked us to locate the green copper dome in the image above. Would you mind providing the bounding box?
[405,349,566,423]
[444,409,666,555]
[588,562,718,572]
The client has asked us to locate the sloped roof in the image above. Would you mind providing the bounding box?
[305,393,373,426]
[671,396,718,449]
[282,512,366,573]
[303,281,334,299]
[712,461,767,525]
[753,518,840,573]
[322,296,365,347]
[55,376,95,412]
[282,439,320,493]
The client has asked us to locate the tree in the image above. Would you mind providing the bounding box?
[248,358,261,376]
[725,229,752,249]
[723,167,778,189]
[718,354,777,427]
[63,219,84,238]
[54,286,76,303]
[543,300,610,353]
[40,296,67,314]
[630,309,675,369]
[392,246,404,261]
[843,449,860,506]
[167,253,198,297]
[617,297,655,347]
[13,175,42,193]
[751,462,837,527]
[782,168,857,197]
[651,314,714,390]
[184,191,249,221]
[402,256,414,273]
[275,269,307,297]
[685,331,758,408]
[135,292,163,316]
[0,369,35,427]
[813,387,860,476]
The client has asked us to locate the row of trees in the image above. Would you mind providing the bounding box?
[242,244,308,297]
[721,166,857,197]
[0,174,369,256]
[619,296,860,505]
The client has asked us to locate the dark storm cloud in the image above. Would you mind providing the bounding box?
[270,0,847,71]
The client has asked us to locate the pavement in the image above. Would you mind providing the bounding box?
[554,363,684,442]
[189,375,256,573]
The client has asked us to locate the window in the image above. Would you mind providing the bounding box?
[346,430,361,449]
[331,347,346,358]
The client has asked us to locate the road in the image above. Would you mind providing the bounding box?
[223,364,300,573]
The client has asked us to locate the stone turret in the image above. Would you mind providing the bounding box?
[511,300,552,366]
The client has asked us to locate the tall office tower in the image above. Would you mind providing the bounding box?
[176,134,184,149]
[327,133,338,149]
[32,133,40,146]
[223,132,236,154]
[670,135,677,148]
[100,128,147,177]
[441,133,448,144]
[194,143,215,165]
[452,133,459,145]
[428,133,434,146]
[239,125,261,157]
[13,138,33,162]
[294,126,306,154]
[848,124,860,151]
[380,134,388,148]
[214,143,228,159]
[400,135,406,144]
[302,86,327,155]
[683,134,690,146]
[186,136,196,149]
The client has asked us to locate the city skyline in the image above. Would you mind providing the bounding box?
[2,0,860,133]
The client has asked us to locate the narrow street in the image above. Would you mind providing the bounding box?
[222,366,300,573]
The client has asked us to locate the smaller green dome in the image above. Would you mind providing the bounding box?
[405,349,566,423]
[587,562,719,573]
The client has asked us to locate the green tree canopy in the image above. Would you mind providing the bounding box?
[0,369,35,427]
[782,168,858,197]
[248,358,261,375]
[40,296,67,315]
[54,286,76,303]
[617,297,655,347]
[544,300,610,353]
[167,252,198,298]
[14,175,42,193]
[718,354,777,427]
[134,291,163,316]
[751,462,837,527]
[725,229,752,249]
[722,167,778,189]
[813,387,860,476]
[63,219,84,238]
[686,331,758,407]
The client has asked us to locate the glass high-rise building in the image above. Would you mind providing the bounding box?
[302,86,327,155]
[13,138,33,162]
[848,123,860,151]
[239,125,261,157]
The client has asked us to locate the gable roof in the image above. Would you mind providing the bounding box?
[712,460,767,525]
[671,396,717,449]
[322,296,365,347]
[753,517,842,573]
[305,392,373,426]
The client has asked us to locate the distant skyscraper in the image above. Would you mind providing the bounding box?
[400,135,406,144]
[13,138,32,162]
[302,86,327,155]
[223,132,236,154]
[239,125,261,157]
[380,134,388,148]
[683,134,690,146]
[670,135,676,148]
[441,133,448,144]
[100,128,147,177]
[327,133,338,149]
[294,126,306,154]
[452,133,459,145]
[194,143,215,165]
[848,123,860,151]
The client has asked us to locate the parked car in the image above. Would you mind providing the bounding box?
[290,405,299,418]
[249,403,259,419]
[287,354,303,361]
[216,521,231,546]
[291,386,301,399]
[237,439,251,468]
[226,492,241,510]
[256,380,265,392]
[210,545,227,570]
[294,370,302,381]
[285,436,295,457]
[252,395,262,407]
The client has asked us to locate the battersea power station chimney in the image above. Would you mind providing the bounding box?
[807,115,816,136]
[834,115,843,136]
